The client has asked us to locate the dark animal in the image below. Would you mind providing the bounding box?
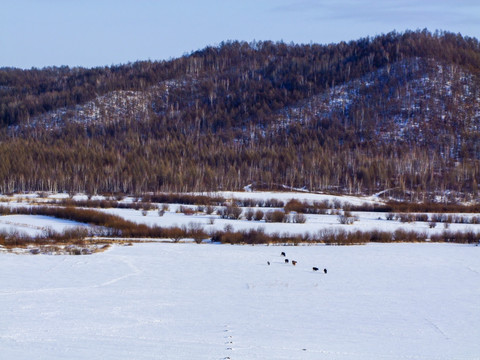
[285,259,289,264]
[292,260,297,266]
[267,261,270,265]
[312,267,319,271]
[324,268,327,274]
[281,252,286,257]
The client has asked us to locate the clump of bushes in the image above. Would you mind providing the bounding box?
[338,211,357,225]
[264,210,287,223]
[188,222,208,244]
[396,213,416,223]
[254,210,264,221]
[291,213,307,223]
[205,205,215,215]
[415,214,429,222]
[179,206,195,215]
[284,199,308,213]
[244,208,255,221]
[218,204,242,220]
[385,213,395,220]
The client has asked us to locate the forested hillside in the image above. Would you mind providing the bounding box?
[1,30,480,200]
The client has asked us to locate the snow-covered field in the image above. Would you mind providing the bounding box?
[2,190,480,240]
[1,242,479,359]
[0,215,91,237]
[100,207,480,238]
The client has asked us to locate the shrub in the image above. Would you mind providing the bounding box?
[264,199,285,208]
[431,213,445,223]
[332,199,342,209]
[217,231,243,244]
[393,229,426,242]
[165,227,186,242]
[284,199,307,214]
[368,229,393,242]
[179,206,195,215]
[338,211,356,225]
[415,214,429,222]
[265,210,286,223]
[245,208,255,221]
[385,213,395,220]
[142,203,156,211]
[292,213,307,224]
[188,222,207,244]
[397,213,415,223]
[205,205,215,215]
[254,210,264,221]
[218,204,242,220]
[242,228,269,244]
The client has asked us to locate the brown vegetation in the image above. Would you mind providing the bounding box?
[1,31,480,200]
[1,203,479,250]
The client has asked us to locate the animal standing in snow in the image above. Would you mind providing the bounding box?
[285,259,289,264]
[281,252,286,257]
[267,261,270,265]
[292,260,297,266]
[324,268,327,274]
[312,267,319,271]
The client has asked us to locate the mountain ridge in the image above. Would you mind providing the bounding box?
[1,30,480,200]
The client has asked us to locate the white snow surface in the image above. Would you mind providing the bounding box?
[0,215,91,236]
[210,190,381,206]
[1,242,479,360]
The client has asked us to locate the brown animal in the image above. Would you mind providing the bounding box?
[292,260,297,266]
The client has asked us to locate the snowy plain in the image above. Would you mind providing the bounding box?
[98,206,480,238]
[6,190,480,240]
[1,242,479,360]
[1,192,480,359]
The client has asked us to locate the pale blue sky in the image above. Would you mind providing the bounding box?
[1,0,480,69]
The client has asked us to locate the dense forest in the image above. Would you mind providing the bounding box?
[1,29,480,200]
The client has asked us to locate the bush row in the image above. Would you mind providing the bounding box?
[388,212,480,224]
[0,227,89,247]
[213,228,480,245]
[43,194,480,215]
[55,199,157,211]
[1,205,479,247]
[385,201,480,214]
[143,193,225,206]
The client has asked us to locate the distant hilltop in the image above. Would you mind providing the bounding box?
[0,30,480,201]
